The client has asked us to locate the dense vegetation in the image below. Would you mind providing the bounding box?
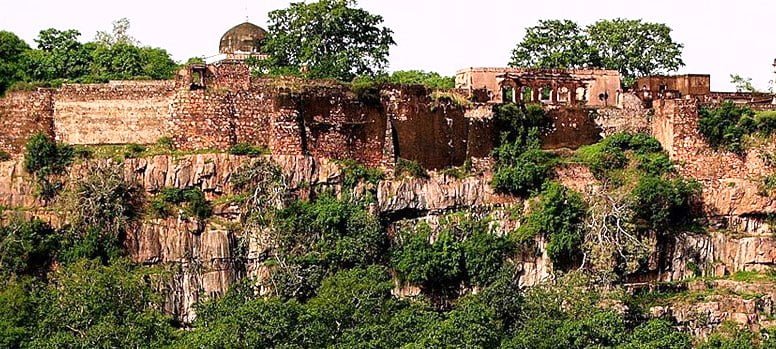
[699,102,776,153]
[491,103,556,196]
[0,19,177,95]
[351,70,456,90]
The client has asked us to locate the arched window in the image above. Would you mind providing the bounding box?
[521,86,533,103]
[502,86,515,103]
[539,86,552,103]
[576,87,588,102]
[558,86,570,103]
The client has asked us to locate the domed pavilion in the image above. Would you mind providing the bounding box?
[218,22,268,60]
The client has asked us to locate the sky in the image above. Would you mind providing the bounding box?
[1,0,774,91]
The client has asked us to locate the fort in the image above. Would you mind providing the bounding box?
[2,21,773,173]
[2,59,772,171]
[2,20,776,335]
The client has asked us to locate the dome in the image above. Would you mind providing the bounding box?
[219,22,268,54]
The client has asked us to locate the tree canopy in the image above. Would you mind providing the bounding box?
[510,18,685,86]
[0,31,31,93]
[510,19,600,70]
[261,0,395,81]
[0,19,177,95]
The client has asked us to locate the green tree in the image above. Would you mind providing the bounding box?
[619,319,692,349]
[386,70,455,89]
[90,42,145,80]
[28,259,176,348]
[177,280,303,348]
[630,175,700,232]
[0,278,42,349]
[0,220,58,280]
[503,272,626,349]
[587,19,684,85]
[263,0,395,81]
[510,19,600,69]
[517,182,587,268]
[91,18,177,80]
[0,31,31,94]
[139,47,177,79]
[266,194,387,300]
[25,28,93,81]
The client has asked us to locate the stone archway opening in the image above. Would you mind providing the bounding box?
[539,86,552,103]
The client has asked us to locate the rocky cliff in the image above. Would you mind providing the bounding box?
[2,149,774,325]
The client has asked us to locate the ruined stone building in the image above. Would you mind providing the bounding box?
[455,67,622,107]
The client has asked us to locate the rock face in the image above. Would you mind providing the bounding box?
[650,280,776,338]
[1,147,775,324]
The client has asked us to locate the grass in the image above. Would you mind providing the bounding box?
[629,271,776,313]
[440,159,474,179]
[72,143,223,162]
[395,158,428,179]
[729,270,776,283]
[430,90,472,109]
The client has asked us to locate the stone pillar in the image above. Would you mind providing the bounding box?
[549,86,557,104]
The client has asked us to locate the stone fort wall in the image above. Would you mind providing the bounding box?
[1,63,662,169]
[54,81,178,145]
[651,99,776,218]
[0,72,497,169]
[0,90,55,155]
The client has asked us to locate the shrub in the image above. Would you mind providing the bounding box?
[72,145,94,160]
[763,174,776,193]
[150,187,212,220]
[516,182,586,268]
[441,158,473,179]
[630,176,701,231]
[493,103,548,147]
[23,132,73,177]
[577,133,671,179]
[635,152,674,176]
[155,136,175,151]
[391,213,513,292]
[0,151,10,161]
[492,146,555,196]
[123,143,146,158]
[395,158,428,179]
[24,133,74,199]
[0,219,58,278]
[386,70,455,89]
[755,110,776,136]
[699,102,757,153]
[229,143,268,157]
[430,91,471,109]
[576,142,628,178]
[338,159,385,187]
